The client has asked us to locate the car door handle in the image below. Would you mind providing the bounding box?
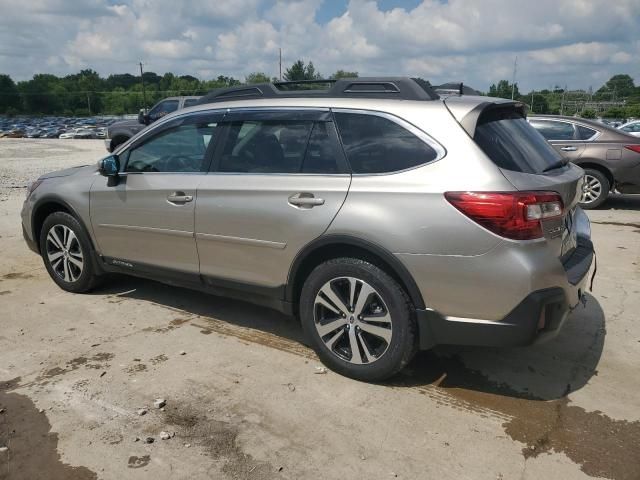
[288,193,325,208]
[167,192,193,203]
[560,146,577,151]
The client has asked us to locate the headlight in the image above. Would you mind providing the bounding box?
[26,179,43,198]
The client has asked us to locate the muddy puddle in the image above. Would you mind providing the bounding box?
[0,377,97,480]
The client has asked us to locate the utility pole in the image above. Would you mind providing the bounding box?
[530,91,534,113]
[279,48,282,81]
[139,61,147,110]
[511,56,518,100]
[86,93,91,115]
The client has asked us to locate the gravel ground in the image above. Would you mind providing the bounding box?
[1,139,639,480]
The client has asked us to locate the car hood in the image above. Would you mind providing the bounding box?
[108,119,142,130]
[39,164,95,180]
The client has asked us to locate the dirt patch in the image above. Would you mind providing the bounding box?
[143,317,191,334]
[127,455,150,469]
[0,291,10,295]
[164,406,272,479]
[0,377,97,480]
[396,353,640,480]
[591,220,640,229]
[37,353,114,381]
[149,354,168,365]
[126,364,147,374]
[1,272,33,280]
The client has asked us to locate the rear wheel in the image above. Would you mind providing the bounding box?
[39,212,100,293]
[579,169,609,209]
[300,258,417,382]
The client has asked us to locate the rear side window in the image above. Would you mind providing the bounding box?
[529,120,576,140]
[183,98,199,108]
[334,112,438,173]
[474,110,563,174]
[576,125,598,140]
[217,120,341,174]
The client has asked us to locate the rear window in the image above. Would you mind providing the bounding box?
[474,110,563,174]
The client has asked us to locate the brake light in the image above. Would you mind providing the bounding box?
[624,145,640,154]
[444,191,563,240]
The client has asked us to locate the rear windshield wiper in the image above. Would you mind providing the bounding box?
[543,159,569,172]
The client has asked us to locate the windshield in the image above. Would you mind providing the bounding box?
[474,109,563,174]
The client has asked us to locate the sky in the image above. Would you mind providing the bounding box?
[0,0,638,92]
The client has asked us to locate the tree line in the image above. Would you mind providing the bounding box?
[487,74,640,118]
[0,59,637,119]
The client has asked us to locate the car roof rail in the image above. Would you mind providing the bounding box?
[434,82,481,96]
[196,77,440,105]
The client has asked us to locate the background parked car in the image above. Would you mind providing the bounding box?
[105,96,200,152]
[529,115,640,208]
[59,128,95,139]
[618,120,640,137]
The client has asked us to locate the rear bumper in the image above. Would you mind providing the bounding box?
[416,222,594,350]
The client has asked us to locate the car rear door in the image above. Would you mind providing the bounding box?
[90,112,224,277]
[195,108,351,289]
[529,119,586,162]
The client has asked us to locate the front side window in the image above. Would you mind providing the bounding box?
[125,117,219,173]
[334,112,438,174]
[148,100,179,122]
[529,120,576,141]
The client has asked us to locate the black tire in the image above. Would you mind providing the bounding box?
[110,136,129,152]
[579,168,610,209]
[39,211,100,293]
[300,258,417,382]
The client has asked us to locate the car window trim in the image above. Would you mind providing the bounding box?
[331,108,447,176]
[208,108,350,175]
[529,118,602,142]
[121,111,226,174]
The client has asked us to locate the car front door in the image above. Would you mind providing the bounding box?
[529,119,586,161]
[195,109,351,290]
[90,112,223,277]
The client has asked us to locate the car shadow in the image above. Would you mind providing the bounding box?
[94,276,604,401]
[392,293,605,401]
[602,193,640,211]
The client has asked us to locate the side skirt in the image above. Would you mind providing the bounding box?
[97,255,294,316]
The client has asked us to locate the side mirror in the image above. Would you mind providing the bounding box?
[98,154,120,177]
[138,109,150,125]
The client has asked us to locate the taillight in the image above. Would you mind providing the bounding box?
[624,145,640,154]
[444,191,563,240]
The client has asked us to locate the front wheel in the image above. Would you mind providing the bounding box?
[579,169,610,209]
[39,212,100,293]
[300,258,417,382]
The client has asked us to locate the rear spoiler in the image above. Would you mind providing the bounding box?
[454,101,528,138]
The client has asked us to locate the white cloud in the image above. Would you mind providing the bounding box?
[0,0,638,91]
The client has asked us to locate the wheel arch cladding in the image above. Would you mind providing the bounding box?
[287,235,425,310]
[32,198,94,254]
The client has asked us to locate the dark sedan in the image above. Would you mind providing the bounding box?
[529,115,640,208]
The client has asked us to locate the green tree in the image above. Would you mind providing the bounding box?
[0,74,20,113]
[581,109,597,119]
[602,107,626,118]
[245,72,271,84]
[331,70,358,79]
[283,60,322,81]
[597,74,635,99]
[488,79,519,99]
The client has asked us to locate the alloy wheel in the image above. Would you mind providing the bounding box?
[313,277,392,365]
[580,174,602,205]
[45,224,84,283]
